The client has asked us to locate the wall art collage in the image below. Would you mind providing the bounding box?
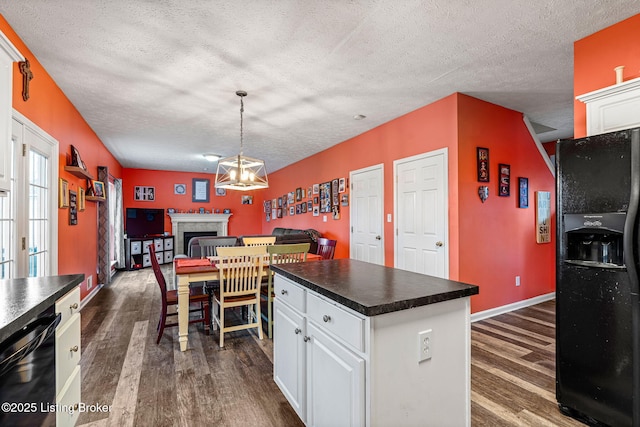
[264,178,348,222]
[476,147,528,208]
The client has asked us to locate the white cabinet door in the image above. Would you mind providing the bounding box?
[306,321,365,427]
[273,299,306,421]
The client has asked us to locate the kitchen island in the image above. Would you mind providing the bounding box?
[270,259,479,427]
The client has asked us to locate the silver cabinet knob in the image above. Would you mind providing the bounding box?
[70,345,79,352]
[281,289,288,295]
[303,336,310,342]
[294,328,302,334]
[435,241,443,247]
[375,235,381,240]
[70,302,79,310]
[323,315,331,323]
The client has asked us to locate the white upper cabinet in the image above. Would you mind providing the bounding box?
[0,31,24,194]
[577,76,640,136]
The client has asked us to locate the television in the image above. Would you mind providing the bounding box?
[125,208,165,238]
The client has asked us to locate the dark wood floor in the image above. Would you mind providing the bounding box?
[77,267,584,427]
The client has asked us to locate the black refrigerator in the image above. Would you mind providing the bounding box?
[556,127,640,426]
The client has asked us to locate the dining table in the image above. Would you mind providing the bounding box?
[174,252,322,351]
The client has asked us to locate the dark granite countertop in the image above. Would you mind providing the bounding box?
[0,274,84,343]
[270,259,479,317]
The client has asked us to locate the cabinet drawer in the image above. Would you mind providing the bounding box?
[142,254,152,267]
[155,252,164,264]
[307,293,364,352]
[130,240,142,255]
[274,275,305,313]
[164,238,174,250]
[143,240,153,254]
[56,364,81,427]
[154,238,163,252]
[56,313,81,397]
[164,250,174,263]
[55,287,80,329]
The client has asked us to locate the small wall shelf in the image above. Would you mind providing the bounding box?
[85,195,105,203]
[64,166,94,180]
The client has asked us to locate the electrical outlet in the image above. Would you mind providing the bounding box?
[515,276,521,287]
[87,275,93,290]
[418,329,433,363]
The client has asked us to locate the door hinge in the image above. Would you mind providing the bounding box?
[396,228,398,236]
[22,237,26,250]
[22,143,27,157]
[351,226,353,233]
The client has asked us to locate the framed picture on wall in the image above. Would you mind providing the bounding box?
[192,178,210,202]
[518,177,529,208]
[498,164,510,196]
[59,178,69,208]
[78,187,85,211]
[477,147,489,182]
[69,190,77,225]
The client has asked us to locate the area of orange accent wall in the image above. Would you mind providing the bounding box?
[121,169,262,240]
[456,94,556,313]
[261,93,556,314]
[574,13,640,138]
[261,94,459,264]
[1,16,122,299]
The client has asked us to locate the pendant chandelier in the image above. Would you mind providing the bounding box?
[214,90,269,191]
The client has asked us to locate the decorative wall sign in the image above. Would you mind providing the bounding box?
[134,186,155,201]
[215,187,226,196]
[518,177,529,208]
[477,147,489,182]
[498,164,510,196]
[174,183,186,195]
[69,190,78,225]
[536,191,551,243]
[192,178,210,202]
[478,186,489,203]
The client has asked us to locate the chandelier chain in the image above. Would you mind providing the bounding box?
[239,94,244,155]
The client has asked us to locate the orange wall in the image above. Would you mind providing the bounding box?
[1,16,122,299]
[574,13,640,137]
[122,169,263,240]
[260,94,459,264]
[456,94,556,312]
[261,93,555,314]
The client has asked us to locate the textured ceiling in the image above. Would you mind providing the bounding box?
[1,1,639,174]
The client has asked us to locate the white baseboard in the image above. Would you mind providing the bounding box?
[80,283,104,310]
[470,292,556,323]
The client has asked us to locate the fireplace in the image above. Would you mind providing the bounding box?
[183,231,218,254]
[168,213,232,255]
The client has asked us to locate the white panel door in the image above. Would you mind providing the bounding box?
[349,164,383,265]
[395,149,448,278]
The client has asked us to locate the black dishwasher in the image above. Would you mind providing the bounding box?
[0,306,61,426]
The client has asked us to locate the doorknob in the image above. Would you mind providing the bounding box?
[375,235,381,240]
[435,241,443,247]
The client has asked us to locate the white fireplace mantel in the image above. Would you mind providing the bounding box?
[168,213,232,255]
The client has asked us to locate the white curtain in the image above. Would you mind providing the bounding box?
[114,179,125,268]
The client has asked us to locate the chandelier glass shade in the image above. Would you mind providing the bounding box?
[215,91,268,191]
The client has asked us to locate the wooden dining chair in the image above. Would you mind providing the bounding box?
[212,245,266,347]
[242,236,276,247]
[262,243,310,338]
[316,237,337,260]
[150,245,210,344]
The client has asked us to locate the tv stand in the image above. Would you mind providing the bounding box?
[124,235,174,271]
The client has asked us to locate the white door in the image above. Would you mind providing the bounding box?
[395,148,448,278]
[349,164,383,265]
[0,113,58,279]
